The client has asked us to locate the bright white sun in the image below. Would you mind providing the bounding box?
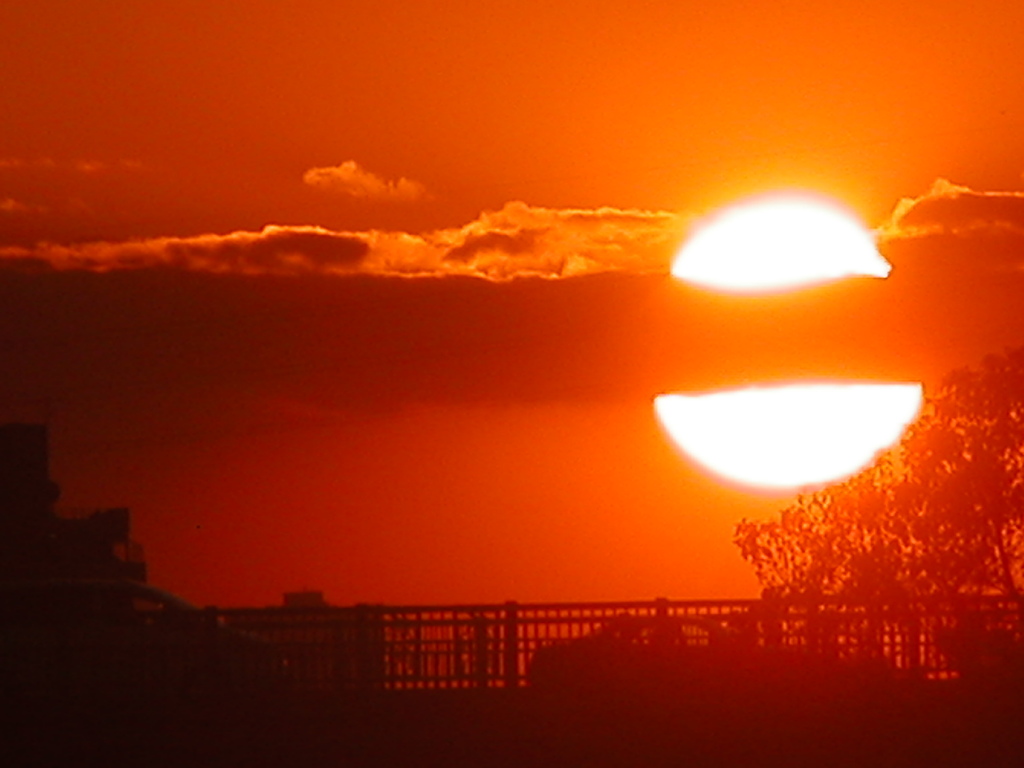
[672,192,890,293]
[654,383,923,491]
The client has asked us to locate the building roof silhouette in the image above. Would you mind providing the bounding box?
[0,423,145,582]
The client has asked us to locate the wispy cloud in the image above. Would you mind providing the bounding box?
[0,158,54,170]
[302,160,427,202]
[0,202,684,280]
[0,157,141,174]
[881,178,1024,238]
[73,160,107,174]
[0,226,368,275]
[877,179,1024,275]
[13,181,1024,281]
[0,198,35,214]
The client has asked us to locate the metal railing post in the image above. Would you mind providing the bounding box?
[354,603,383,692]
[503,601,519,688]
[473,613,489,688]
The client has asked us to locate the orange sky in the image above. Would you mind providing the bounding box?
[3,1,1024,606]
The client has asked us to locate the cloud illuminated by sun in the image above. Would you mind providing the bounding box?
[302,160,427,202]
[4,180,1017,283]
[881,178,1024,240]
[672,192,891,293]
[0,202,683,279]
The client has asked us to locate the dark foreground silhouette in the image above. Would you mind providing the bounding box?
[4,674,1024,768]
[4,585,1024,767]
[3,420,1024,766]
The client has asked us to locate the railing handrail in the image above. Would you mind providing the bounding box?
[8,595,1024,698]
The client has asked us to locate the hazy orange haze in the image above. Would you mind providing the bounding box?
[3,0,1024,605]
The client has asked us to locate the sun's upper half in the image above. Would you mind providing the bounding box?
[672,192,890,293]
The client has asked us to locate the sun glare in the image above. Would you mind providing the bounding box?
[654,383,923,491]
[672,192,890,293]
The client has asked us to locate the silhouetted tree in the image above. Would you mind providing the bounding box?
[735,347,1024,601]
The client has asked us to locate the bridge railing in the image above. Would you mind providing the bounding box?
[5,596,1022,699]
[217,596,1024,691]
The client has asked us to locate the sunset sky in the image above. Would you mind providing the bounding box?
[4,1,1024,607]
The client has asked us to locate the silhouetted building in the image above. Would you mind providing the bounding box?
[283,590,328,608]
[0,423,146,582]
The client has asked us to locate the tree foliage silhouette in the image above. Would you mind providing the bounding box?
[735,347,1024,601]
